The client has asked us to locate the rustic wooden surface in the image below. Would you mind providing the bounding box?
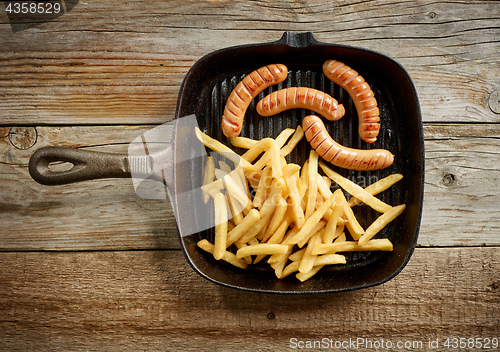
[0,0,499,351]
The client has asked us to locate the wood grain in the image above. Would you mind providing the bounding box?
[1,123,500,250]
[0,247,498,351]
[1,1,499,350]
[0,0,498,124]
[422,123,500,246]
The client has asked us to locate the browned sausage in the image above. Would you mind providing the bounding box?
[222,64,288,138]
[322,60,380,143]
[303,115,393,170]
[256,87,345,121]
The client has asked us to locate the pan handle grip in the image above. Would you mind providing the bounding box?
[29,146,132,185]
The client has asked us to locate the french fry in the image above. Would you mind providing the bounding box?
[195,127,253,169]
[234,165,251,200]
[236,244,289,258]
[312,238,394,255]
[253,166,272,209]
[299,230,322,274]
[202,156,215,203]
[233,241,253,265]
[297,219,326,248]
[280,125,304,157]
[296,265,323,282]
[288,191,338,246]
[215,169,253,215]
[254,148,282,178]
[305,150,319,219]
[339,192,365,240]
[237,179,284,243]
[282,254,346,279]
[218,160,232,174]
[214,167,245,224]
[314,193,325,212]
[348,173,403,207]
[323,195,343,243]
[267,227,299,264]
[213,192,228,260]
[226,189,243,225]
[197,239,248,269]
[245,170,261,190]
[241,138,282,177]
[233,129,296,150]
[254,180,286,242]
[254,214,291,264]
[280,261,300,278]
[319,162,392,213]
[226,208,260,246]
[240,237,261,264]
[273,246,294,278]
[323,176,332,191]
[289,248,307,262]
[358,204,406,246]
[267,216,291,245]
[301,160,309,178]
[282,163,301,178]
[317,173,333,199]
[262,197,288,242]
[314,254,347,266]
[335,232,347,243]
[266,177,286,205]
[275,128,296,147]
[297,176,308,211]
[324,219,344,244]
[237,208,274,244]
[285,176,305,229]
[279,155,287,168]
[214,168,227,179]
[230,136,258,149]
[201,178,224,201]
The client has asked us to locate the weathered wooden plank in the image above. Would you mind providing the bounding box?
[1,123,500,250]
[0,247,498,351]
[0,125,179,251]
[421,123,500,246]
[0,0,498,124]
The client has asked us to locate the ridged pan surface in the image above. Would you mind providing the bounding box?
[175,32,424,294]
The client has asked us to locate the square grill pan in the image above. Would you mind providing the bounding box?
[175,32,424,294]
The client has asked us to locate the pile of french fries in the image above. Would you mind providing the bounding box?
[195,126,405,282]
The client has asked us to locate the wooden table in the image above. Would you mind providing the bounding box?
[1,1,499,350]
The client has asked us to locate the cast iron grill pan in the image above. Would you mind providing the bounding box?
[175,32,423,294]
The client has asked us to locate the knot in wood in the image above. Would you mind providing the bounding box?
[8,127,37,150]
[441,173,455,187]
[267,312,276,320]
[488,90,500,114]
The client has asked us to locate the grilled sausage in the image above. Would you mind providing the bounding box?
[303,115,393,170]
[322,60,380,143]
[222,64,288,138]
[256,87,345,121]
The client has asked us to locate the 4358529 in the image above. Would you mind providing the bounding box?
[5,1,62,15]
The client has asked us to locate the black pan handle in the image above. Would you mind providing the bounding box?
[29,146,133,185]
[275,31,320,48]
